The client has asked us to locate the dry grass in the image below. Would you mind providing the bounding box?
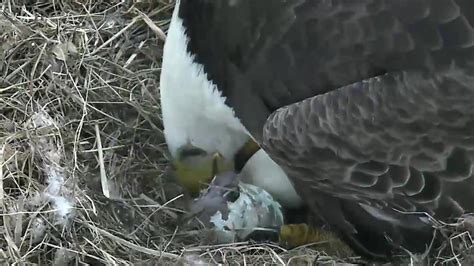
[1,0,473,265]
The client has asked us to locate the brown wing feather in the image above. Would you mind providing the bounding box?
[263,68,474,218]
[262,68,474,258]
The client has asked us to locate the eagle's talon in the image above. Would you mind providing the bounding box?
[279,223,354,257]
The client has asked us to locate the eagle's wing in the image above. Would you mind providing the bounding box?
[264,66,474,214]
[262,67,474,257]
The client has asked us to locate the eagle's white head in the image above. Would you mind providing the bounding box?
[159,1,302,207]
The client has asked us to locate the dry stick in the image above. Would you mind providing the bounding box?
[136,10,167,41]
[0,140,18,202]
[13,198,25,247]
[0,144,5,202]
[95,124,110,198]
[88,16,140,57]
[82,222,180,260]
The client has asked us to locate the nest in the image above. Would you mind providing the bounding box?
[1,0,473,264]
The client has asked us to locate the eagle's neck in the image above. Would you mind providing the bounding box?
[159,1,249,160]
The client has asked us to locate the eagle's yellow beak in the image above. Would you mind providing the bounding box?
[173,145,234,196]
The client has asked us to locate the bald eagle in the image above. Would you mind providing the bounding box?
[160,0,474,260]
